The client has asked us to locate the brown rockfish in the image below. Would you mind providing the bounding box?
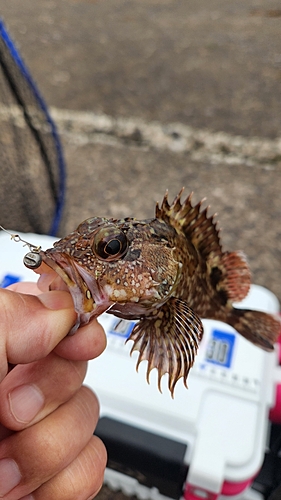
[27,190,280,395]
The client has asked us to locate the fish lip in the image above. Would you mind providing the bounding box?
[39,251,76,288]
[39,250,113,327]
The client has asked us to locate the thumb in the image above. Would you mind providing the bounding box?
[0,289,76,381]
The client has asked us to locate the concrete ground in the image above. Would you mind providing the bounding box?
[1,1,281,498]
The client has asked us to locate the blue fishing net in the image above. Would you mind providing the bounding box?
[0,19,66,235]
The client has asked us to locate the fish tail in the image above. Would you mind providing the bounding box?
[227,308,281,351]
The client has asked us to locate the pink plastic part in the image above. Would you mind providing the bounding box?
[277,330,281,365]
[184,476,254,499]
[221,477,253,495]
[269,328,281,423]
[270,383,281,424]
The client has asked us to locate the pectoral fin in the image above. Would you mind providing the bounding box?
[126,298,203,396]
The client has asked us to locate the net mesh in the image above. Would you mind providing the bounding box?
[0,19,65,235]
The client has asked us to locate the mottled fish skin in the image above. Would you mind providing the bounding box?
[35,190,281,395]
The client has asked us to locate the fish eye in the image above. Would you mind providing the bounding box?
[93,226,128,261]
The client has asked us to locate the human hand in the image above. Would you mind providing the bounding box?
[0,282,107,499]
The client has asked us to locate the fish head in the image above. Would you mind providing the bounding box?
[38,216,182,328]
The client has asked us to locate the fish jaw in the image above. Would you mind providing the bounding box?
[39,251,114,332]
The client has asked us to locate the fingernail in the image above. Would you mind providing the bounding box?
[9,384,44,423]
[0,458,21,496]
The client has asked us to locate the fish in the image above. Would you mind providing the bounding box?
[26,189,281,395]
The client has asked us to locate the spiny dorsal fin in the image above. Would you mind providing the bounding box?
[156,189,222,261]
[156,190,252,304]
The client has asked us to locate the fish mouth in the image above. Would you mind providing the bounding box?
[39,251,113,332]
